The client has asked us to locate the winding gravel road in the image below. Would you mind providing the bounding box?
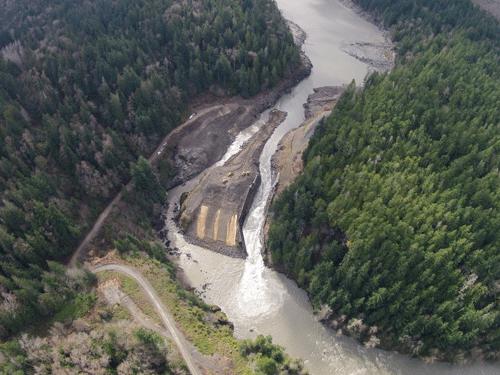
[68,105,225,268]
[93,263,201,375]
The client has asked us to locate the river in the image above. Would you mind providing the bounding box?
[165,0,500,374]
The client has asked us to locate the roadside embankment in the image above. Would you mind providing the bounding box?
[178,110,287,258]
[93,263,202,375]
[91,253,256,374]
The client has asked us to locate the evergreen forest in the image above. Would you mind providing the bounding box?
[268,0,499,360]
[0,0,300,338]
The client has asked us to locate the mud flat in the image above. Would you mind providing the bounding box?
[178,110,287,258]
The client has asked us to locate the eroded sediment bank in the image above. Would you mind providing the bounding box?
[164,53,311,189]
[178,110,287,258]
[271,86,344,197]
[164,20,311,256]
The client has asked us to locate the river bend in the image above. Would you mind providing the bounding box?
[165,1,500,374]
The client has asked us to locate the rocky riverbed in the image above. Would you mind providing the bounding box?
[338,0,395,73]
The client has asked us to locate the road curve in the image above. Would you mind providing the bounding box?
[93,263,202,375]
[69,192,123,267]
[68,105,226,267]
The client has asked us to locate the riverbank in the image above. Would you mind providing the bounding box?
[272,86,344,197]
[262,86,344,264]
[159,0,500,373]
[164,50,312,189]
[161,21,311,258]
[178,110,287,258]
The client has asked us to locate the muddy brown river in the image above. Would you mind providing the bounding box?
[165,0,500,373]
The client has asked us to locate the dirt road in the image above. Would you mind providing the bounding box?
[93,263,202,375]
[68,26,311,267]
[68,106,225,267]
[99,277,171,335]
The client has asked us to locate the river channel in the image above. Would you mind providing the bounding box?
[165,0,500,373]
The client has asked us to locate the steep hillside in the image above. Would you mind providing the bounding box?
[268,0,499,361]
[0,0,300,338]
[473,0,500,20]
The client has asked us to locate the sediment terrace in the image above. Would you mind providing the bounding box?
[178,110,287,257]
[272,86,344,196]
[165,103,257,187]
[164,53,312,189]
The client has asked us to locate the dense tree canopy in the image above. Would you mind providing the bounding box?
[0,0,299,338]
[268,0,499,360]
